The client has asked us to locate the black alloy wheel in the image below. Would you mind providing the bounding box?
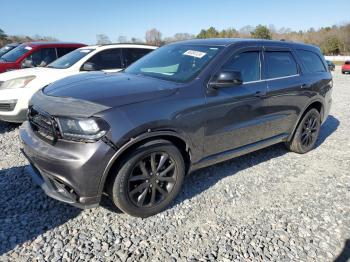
[300,114,319,148]
[127,152,177,207]
[109,140,185,217]
[286,108,321,154]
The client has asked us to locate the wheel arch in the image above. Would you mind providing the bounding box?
[287,99,324,142]
[98,131,192,195]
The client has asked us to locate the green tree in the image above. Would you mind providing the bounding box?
[197,27,219,38]
[251,25,272,40]
[219,28,238,38]
[322,36,343,55]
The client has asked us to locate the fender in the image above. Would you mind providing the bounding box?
[97,130,193,195]
[287,97,325,142]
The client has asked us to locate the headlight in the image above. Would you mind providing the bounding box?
[57,117,110,141]
[0,75,36,89]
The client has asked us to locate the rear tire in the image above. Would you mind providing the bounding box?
[108,140,185,217]
[285,108,321,154]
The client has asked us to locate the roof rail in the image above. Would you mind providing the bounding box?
[100,42,159,47]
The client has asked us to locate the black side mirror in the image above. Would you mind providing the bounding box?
[82,62,96,71]
[21,59,33,68]
[209,71,243,88]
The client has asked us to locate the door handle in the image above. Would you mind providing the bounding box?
[301,83,311,89]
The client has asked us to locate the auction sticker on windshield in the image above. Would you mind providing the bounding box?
[183,50,207,58]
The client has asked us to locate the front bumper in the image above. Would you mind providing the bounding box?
[20,121,116,208]
[0,88,35,123]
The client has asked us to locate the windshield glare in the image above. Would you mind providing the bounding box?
[47,49,94,69]
[1,44,31,62]
[125,44,223,83]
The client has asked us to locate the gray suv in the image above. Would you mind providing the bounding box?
[20,39,333,217]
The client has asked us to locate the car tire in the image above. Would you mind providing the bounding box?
[285,108,321,154]
[109,140,185,217]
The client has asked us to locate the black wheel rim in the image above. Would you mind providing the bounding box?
[127,152,177,208]
[301,115,319,147]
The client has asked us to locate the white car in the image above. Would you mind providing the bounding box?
[0,44,157,122]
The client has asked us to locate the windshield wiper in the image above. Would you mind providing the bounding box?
[0,58,7,62]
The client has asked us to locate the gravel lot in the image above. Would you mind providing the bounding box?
[0,68,349,262]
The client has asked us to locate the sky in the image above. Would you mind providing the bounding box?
[1,0,349,44]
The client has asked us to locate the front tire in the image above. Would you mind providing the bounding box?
[286,108,321,154]
[109,140,185,217]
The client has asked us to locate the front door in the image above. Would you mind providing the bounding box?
[204,47,269,156]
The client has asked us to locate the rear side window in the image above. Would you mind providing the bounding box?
[27,48,57,67]
[222,51,261,82]
[345,61,350,65]
[123,48,153,67]
[297,50,326,73]
[87,48,122,70]
[56,47,77,57]
[265,51,298,79]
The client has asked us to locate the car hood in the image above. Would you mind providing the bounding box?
[43,72,179,108]
[0,67,64,81]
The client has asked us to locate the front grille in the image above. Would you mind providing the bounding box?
[0,101,17,112]
[28,106,60,143]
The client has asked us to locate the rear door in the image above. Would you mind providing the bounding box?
[204,46,270,156]
[263,47,304,136]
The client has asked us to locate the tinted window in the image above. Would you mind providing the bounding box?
[87,49,122,70]
[125,44,223,83]
[222,51,261,82]
[345,61,350,65]
[56,47,77,57]
[27,48,57,67]
[48,49,94,69]
[0,44,31,62]
[123,48,153,67]
[297,50,326,73]
[266,51,298,78]
[0,45,17,57]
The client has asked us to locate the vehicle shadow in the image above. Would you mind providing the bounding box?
[0,121,20,134]
[334,239,350,262]
[315,115,340,148]
[0,166,81,255]
[173,114,339,207]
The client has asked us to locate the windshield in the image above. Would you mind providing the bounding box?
[47,49,94,69]
[0,45,16,58]
[125,44,223,83]
[0,44,31,62]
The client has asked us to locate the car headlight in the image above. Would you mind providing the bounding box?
[0,75,36,89]
[57,117,110,141]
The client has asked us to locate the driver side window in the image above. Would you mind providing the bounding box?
[222,51,261,83]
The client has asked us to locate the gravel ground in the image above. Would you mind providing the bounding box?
[0,68,349,262]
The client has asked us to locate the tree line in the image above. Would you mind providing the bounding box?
[2,23,350,55]
[97,24,350,55]
[0,28,58,47]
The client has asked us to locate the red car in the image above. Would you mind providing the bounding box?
[342,61,350,74]
[0,42,86,73]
